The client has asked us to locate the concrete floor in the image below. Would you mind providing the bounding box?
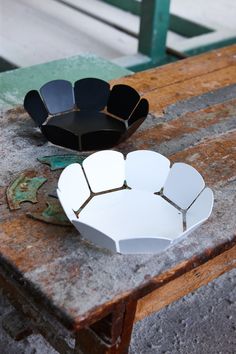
[130,268,236,354]
[0,268,235,353]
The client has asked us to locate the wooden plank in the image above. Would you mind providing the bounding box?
[90,304,125,345]
[75,301,137,354]
[170,130,236,188]
[135,245,236,322]
[111,45,236,95]
[117,301,137,354]
[122,99,236,165]
[144,64,236,115]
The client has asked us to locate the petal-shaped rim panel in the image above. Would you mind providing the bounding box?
[186,187,214,230]
[74,78,110,111]
[163,163,205,210]
[107,84,140,120]
[41,125,79,151]
[58,163,90,212]
[125,150,170,192]
[40,80,74,114]
[128,98,149,127]
[24,80,149,151]
[57,189,76,221]
[119,238,171,254]
[82,151,125,193]
[72,219,117,252]
[24,90,48,126]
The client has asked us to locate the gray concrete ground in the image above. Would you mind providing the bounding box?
[130,268,236,354]
[0,267,235,354]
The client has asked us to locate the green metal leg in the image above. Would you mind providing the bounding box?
[126,0,171,71]
[104,0,173,71]
[139,0,170,61]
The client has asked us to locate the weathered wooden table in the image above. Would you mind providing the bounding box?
[0,46,236,353]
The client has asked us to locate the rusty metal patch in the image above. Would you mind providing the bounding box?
[6,172,47,210]
[38,155,86,170]
[27,198,71,226]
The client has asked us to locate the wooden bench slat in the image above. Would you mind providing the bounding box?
[112,45,236,95]
[135,245,236,322]
[144,65,236,115]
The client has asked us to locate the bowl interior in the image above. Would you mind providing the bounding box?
[79,189,183,241]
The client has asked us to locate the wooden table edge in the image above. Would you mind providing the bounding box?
[71,236,236,331]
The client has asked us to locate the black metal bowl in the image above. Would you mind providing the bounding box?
[24,78,149,151]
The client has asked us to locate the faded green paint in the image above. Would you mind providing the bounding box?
[0,54,132,110]
[183,36,236,56]
[169,15,213,38]
[102,0,140,15]
[27,199,71,226]
[7,173,47,210]
[38,155,86,171]
[138,0,171,62]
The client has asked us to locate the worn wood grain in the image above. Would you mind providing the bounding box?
[112,45,236,94]
[75,301,137,354]
[112,45,236,116]
[117,301,137,354]
[144,65,236,115]
[118,97,236,154]
[135,245,236,322]
[170,130,236,187]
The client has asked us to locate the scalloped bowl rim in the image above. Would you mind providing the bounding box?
[57,150,214,254]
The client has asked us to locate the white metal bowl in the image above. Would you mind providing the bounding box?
[57,150,214,254]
